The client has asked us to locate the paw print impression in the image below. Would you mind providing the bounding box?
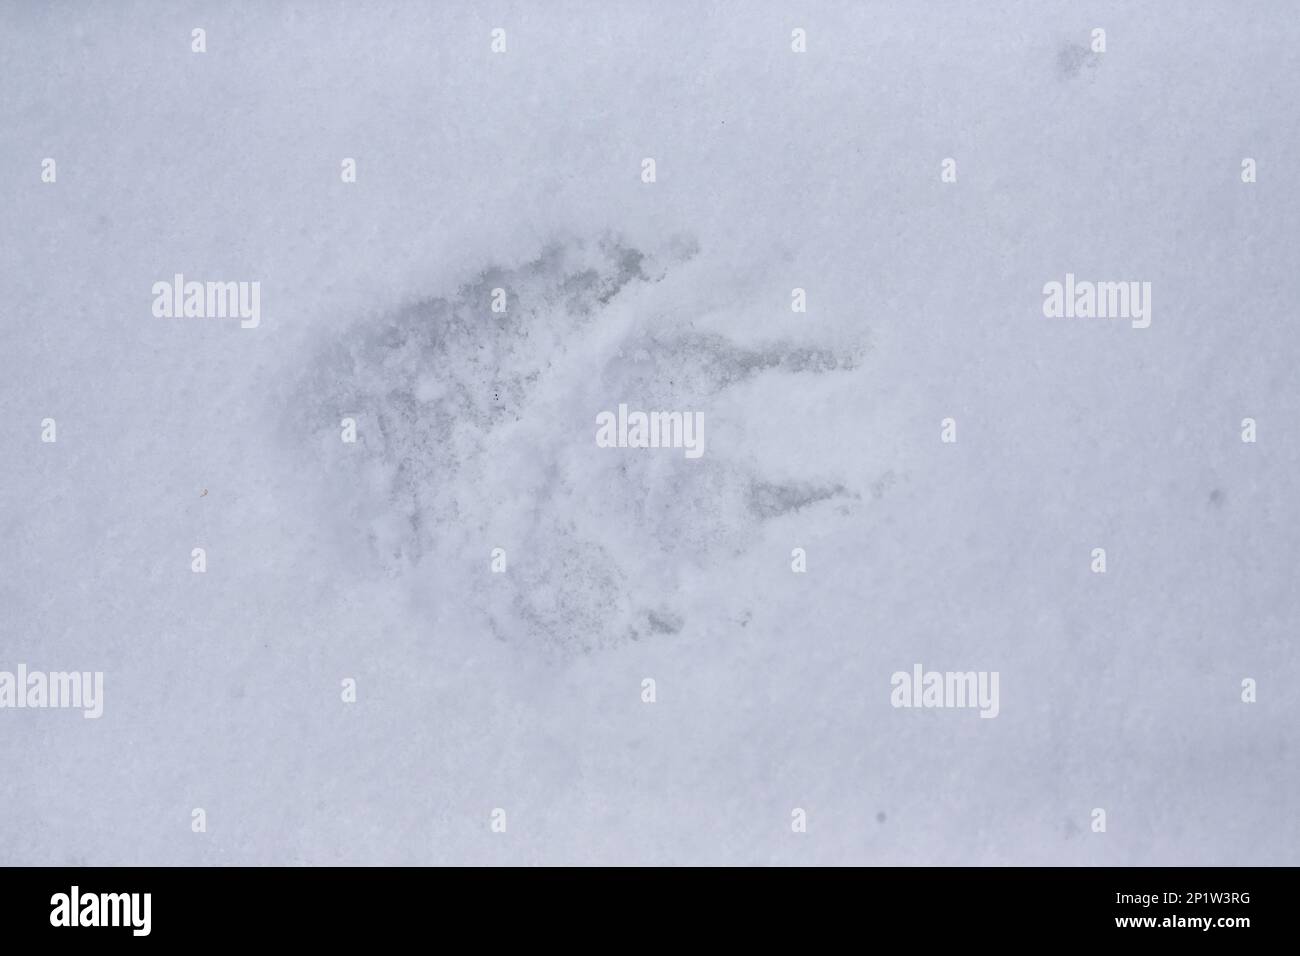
[296,236,871,655]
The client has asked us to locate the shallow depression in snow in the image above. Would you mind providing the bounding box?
[291,236,870,654]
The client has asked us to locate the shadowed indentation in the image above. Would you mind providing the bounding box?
[293,235,872,657]
[646,609,684,635]
[747,480,854,518]
[1057,44,1101,80]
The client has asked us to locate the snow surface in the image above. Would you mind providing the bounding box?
[1,1,1297,864]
